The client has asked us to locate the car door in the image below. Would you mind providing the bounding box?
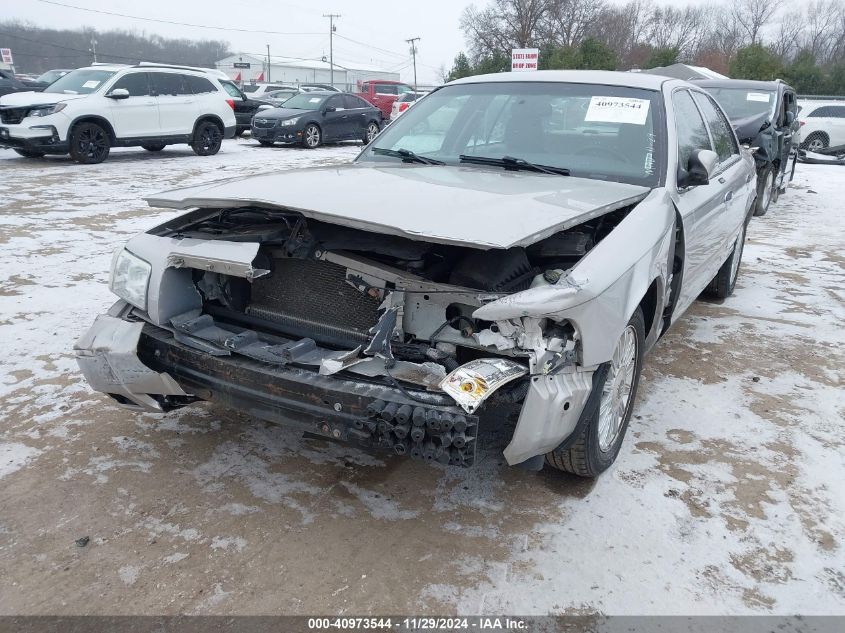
[321,95,348,141]
[344,95,369,136]
[106,72,158,139]
[150,72,197,136]
[669,88,733,311]
[692,91,750,245]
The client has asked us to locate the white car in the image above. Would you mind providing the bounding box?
[0,64,237,163]
[241,83,298,97]
[390,91,428,120]
[798,100,845,152]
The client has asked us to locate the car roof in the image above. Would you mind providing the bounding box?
[693,78,793,91]
[447,69,678,91]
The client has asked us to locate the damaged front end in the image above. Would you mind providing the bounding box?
[76,196,657,468]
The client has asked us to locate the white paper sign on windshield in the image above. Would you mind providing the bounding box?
[82,80,101,89]
[309,97,321,103]
[747,92,771,102]
[585,96,650,125]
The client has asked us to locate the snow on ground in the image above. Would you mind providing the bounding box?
[0,141,843,615]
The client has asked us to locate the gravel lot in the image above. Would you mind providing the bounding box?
[0,140,843,615]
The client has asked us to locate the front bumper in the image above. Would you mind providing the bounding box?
[75,312,481,467]
[250,124,302,143]
[0,124,67,153]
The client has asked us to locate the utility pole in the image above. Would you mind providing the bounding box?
[266,44,271,82]
[90,37,98,64]
[323,13,340,88]
[406,37,420,91]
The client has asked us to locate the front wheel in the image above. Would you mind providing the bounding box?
[301,123,321,149]
[545,307,645,478]
[69,122,110,164]
[363,121,379,144]
[191,121,223,156]
[14,148,45,158]
[707,221,746,299]
[753,166,774,217]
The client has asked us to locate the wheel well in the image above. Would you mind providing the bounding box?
[192,115,224,139]
[638,279,660,341]
[69,116,116,143]
[806,130,829,142]
[660,209,685,335]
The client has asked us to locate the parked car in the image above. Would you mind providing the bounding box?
[251,91,381,148]
[75,70,755,478]
[241,83,295,97]
[694,79,798,216]
[797,100,845,153]
[34,69,73,86]
[0,64,236,163]
[356,79,415,119]
[219,79,274,136]
[390,91,428,120]
[0,69,33,97]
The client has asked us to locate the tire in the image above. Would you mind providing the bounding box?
[363,121,380,144]
[141,143,166,152]
[706,220,746,299]
[301,123,321,149]
[258,140,274,147]
[753,166,774,217]
[69,122,110,164]
[13,148,45,158]
[800,131,828,153]
[545,307,645,478]
[191,120,223,156]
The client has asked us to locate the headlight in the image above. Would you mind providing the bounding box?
[28,103,67,118]
[109,248,151,310]
[280,117,300,127]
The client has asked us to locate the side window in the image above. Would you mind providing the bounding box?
[830,106,845,118]
[673,90,713,175]
[808,106,829,118]
[693,92,738,162]
[342,95,361,109]
[375,84,398,95]
[151,73,185,96]
[221,82,242,99]
[184,75,215,94]
[327,95,345,110]
[110,72,150,97]
[361,83,369,93]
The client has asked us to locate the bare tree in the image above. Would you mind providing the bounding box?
[771,10,804,60]
[541,0,607,48]
[730,0,785,44]
[460,0,550,59]
[798,0,842,63]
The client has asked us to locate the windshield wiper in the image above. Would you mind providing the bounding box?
[372,147,444,165]
[459,154,570,176]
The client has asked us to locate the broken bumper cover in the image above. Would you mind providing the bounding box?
[75,313,482,467]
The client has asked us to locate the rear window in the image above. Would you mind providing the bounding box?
[243,84,258,93]
[184,75,216,94]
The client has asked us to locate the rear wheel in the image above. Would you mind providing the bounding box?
[142,143,166,152]
[753,166,774,216]
[707,220,746,299]
[302,123,321,149]
[545,307,645,478]
[191,121,223,156]
[801,132,828,153]
[363,121,380,144]
[13,148,45,158]
[69,122,110,164]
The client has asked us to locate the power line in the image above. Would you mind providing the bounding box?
[32,0,324,36]
[333,34,408,60]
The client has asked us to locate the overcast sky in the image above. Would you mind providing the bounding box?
[3,0,477,83]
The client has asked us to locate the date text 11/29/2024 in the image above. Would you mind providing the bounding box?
[307,617,528,630]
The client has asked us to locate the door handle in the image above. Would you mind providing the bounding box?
[724,191,733,202]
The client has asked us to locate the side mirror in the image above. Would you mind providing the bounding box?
[682,149,719,187]
[106,88,130,100]
[324,106,336,113]
[785,111,795,125]
[257,104,272,111]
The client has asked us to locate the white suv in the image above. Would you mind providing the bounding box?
[798,100,845,152]
[0,64,237,163]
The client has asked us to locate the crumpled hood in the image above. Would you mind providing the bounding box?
[0,91,87,107]
[146,164,650,250]
[731,112,771,144]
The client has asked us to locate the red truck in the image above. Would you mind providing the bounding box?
[356,80,416,120]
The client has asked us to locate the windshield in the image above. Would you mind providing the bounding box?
[242,84,259,93]
[36,70,68,84]
[360,81,664,186]
[45,69,116,95]
[282,93,328,110]
[706,88,776,121]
